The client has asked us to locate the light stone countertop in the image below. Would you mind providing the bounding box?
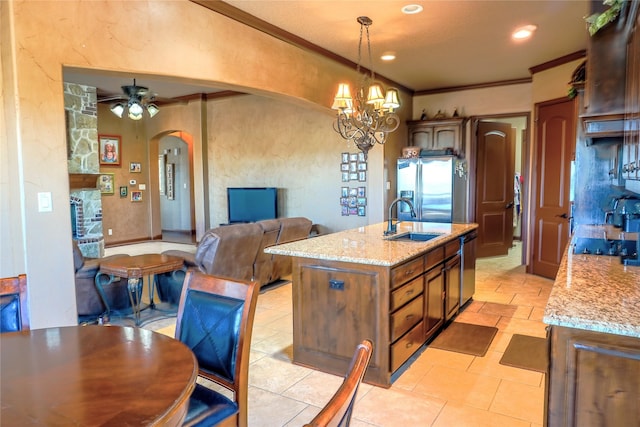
[543,225,640,338]
[265,221,478,267]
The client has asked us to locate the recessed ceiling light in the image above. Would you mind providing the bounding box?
[381,52,396,61]
[512,24,537,40]
[402,4,423,15]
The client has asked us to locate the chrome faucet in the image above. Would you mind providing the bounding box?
[385,197,416,235]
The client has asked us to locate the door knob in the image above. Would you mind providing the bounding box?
[556,213,569,219]
[505,202,514,209]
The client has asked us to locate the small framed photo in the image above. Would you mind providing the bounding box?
[358,206,366,216]
[349,162,357,172]
[341,172,349,182]
[130,191,143,202]
[341,205,349,216]
[357,197,367,206]
[340,163,349,172]
[349,172,358,181]
[349,153,358,162]
[119,186,128,198]
[341,187,349,197]
[357,187,366,197]
[357,162,367,171]
[358,152,366,162]
[340,197,348,205]
[341,152,349,163]
[349,207,358,215]
[358,171,367,182]
[98,173,114,194]
[130,162,141,173]
[99,134,121,166]
[348,188,358,197]
[348,196,357,208]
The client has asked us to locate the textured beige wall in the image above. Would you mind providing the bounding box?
[2,0,396,327]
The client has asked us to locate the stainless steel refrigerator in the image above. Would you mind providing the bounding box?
[397,156,467,223]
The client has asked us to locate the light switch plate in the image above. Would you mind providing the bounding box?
[38,192,52,212]
[138,184,146,190]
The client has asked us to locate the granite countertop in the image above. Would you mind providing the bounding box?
[543,225,640,338]
[265,221,478,267]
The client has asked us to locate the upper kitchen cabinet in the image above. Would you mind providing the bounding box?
[407,117,467,157]
[623,1,640,180]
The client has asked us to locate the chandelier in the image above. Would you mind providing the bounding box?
[332,16,401,158]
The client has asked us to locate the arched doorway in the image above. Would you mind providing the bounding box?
[149,131,195,244]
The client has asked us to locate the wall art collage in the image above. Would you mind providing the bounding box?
[340,152,367,216]
[98,134,145,202]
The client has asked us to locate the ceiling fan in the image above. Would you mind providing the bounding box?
[98,79,161,120]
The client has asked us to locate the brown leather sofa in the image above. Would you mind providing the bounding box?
[156,217,312,303]
[73,241,131,322]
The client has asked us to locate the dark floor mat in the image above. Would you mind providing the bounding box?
[430,322,498,357]
[499,334,548,373]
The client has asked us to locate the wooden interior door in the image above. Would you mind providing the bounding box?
[475,121,515,257]
[531,98,576,279]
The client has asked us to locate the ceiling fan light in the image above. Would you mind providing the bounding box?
[128,101,144,116]
[110,103,125,118]
[147,103,160,118]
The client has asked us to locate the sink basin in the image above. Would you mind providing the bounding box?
[387,232,443,242]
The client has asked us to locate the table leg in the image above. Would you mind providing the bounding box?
[94,273,115,323]
[148,275,156,309]
[127,278,143,326]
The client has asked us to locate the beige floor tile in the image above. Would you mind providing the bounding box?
[496,316,547,337]
[472,291,515,305]
[247,386,309,427]
[249,356,313,394]
[454,309,501,327]
[487,331,513,353]
[511,293,551,308]
[353,385,446,426]
[415,347,475,371]
[281,369,360,408]
[478,302,518,317]
[489,380,545,425]
[530,306,546,321]
[432,401,530,427]
[462,300,485,313]
[467,349,544,387]
[413,365,501,409]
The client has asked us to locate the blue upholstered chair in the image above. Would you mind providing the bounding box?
[1,274,29,333]
[304,340,373,427]
[175,271,259,427]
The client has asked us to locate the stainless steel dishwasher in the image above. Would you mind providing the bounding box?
[460,230,477,308]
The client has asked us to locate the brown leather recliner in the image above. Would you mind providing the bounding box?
[73,241,131,322]
[253,219,282,286]
[270,217,312,280]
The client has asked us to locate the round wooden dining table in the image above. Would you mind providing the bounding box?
[1,325,197,426]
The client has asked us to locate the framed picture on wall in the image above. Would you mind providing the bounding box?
[130,162,141,173]
[119,186,128,197]
[131,191,142,202]
[98,173,114,194]
[98,134,121,166]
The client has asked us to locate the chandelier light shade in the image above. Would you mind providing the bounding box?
[332,16,401,157]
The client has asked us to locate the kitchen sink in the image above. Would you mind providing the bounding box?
[387,232,443,242]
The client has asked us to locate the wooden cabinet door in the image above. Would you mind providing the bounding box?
[433,125,460,151]
[410,126,434,150]
[424,267,444,339]
[444,254,461,321]
[548,326,640,427]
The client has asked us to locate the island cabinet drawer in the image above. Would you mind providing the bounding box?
[391,321,425,372]
[391,256,424,290]
[390,275,423,312]
[425,247,445,271]
[390,295,424,342]
[444,239,460,259]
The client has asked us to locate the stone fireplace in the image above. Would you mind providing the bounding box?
[65,82,104,257]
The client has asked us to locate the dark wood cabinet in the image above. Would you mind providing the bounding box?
[546,326,640,427]
[623,3,640,180]
[407,118,467,156]
[424,266,444,340]
[444,254,461,321]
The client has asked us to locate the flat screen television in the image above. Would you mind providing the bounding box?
[227,187,278,223]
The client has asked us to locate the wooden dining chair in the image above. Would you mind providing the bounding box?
[304,339,374,427]
[1,274,29,333]
[174,271,259,427]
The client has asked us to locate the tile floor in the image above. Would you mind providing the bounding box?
[108,241,553,427]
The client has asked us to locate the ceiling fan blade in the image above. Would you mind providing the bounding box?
[97,94,127,103]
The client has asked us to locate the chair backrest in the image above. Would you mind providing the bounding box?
[304,340,373,427]
[1,274,29,332]
[174,271,259,427]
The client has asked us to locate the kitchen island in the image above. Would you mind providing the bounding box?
[265,221,478,387]
[543,225,640,426]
